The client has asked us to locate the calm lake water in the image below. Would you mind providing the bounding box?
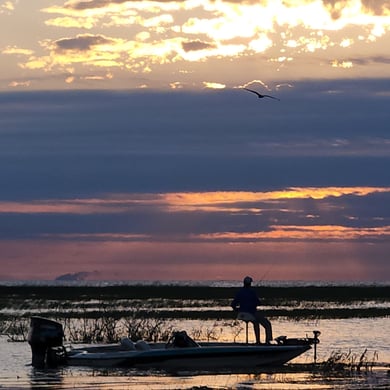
[1,317,389,389]
[0,281,389,389]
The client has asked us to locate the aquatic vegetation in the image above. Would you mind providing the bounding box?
[122,316,173,343]
[58,307,175,344]
[320,349,379,372]
[0,314,237,345]
[62,315,120,344]
[190,321,224,342]
[0,316,29,342]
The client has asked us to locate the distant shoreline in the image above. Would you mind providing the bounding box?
[0,284,388,321]
[1,280,389,288]
[1,284,389,301]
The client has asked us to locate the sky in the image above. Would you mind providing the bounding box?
[0,0,389,282]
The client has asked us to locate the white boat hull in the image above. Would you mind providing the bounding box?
[66,342,312,370]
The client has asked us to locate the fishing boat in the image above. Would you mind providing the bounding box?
[28,317,320,371]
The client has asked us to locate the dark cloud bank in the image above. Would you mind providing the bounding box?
[0,79,389,200]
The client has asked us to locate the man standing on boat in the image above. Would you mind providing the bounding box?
[231,276,273,344]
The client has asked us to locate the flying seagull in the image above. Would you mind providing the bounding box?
[244,88,280,101]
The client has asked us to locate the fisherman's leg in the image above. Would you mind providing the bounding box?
[256,314,273,343]
[252,322,261,344]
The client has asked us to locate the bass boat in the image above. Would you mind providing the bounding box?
[28,316,320,371]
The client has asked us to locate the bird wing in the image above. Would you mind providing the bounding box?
[244,88,280,101]
[243,88,261,97]
[263,95,280,101]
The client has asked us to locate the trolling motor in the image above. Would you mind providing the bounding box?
[312,330,321,364]
[27,317,65,368]
[274,329,321,364]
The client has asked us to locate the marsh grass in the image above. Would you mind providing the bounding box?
[74,314,175,344]
[62,315,244,344]
[0,316,30,342]
[320,349,379,372]
[59,314,175,344]
[190,321,224,342]
[121,316,174,343]
[0,313,244,345]
[62,315,119,343]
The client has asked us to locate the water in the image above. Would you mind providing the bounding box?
[1,317,389,389]
[0,281,389,389]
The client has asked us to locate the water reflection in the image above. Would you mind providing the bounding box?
[22,365,390,390]
[29,367,64,389]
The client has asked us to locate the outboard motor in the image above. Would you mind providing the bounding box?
[27,317,64,368]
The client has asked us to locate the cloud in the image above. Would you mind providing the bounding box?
[0,1,15,14]
[62,0,390,17]
[360,0,390,16]
[197,226,390,242]
[320,0,390,19]
[1,46,34,56]
[203,81,226,89]
[64,0,133,10]
[182,40,216,52]
[55,34,115,51]
[15,34,126,73]
[0,0,379,89]
[45,16,98,29]
[333,55,390,66]
[0,187,388,244]
[0,84,388,281]
[0,83,389,198]
[8,80,31,88]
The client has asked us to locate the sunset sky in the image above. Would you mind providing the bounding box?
[0,0,389,282]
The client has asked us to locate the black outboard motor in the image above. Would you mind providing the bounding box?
[27,317,64,368]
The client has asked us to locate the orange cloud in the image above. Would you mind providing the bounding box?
[0,187,387,214]
[196,225,390,241]
[161,187,389,211]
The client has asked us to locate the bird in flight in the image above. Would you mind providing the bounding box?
[243,88,280,101]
